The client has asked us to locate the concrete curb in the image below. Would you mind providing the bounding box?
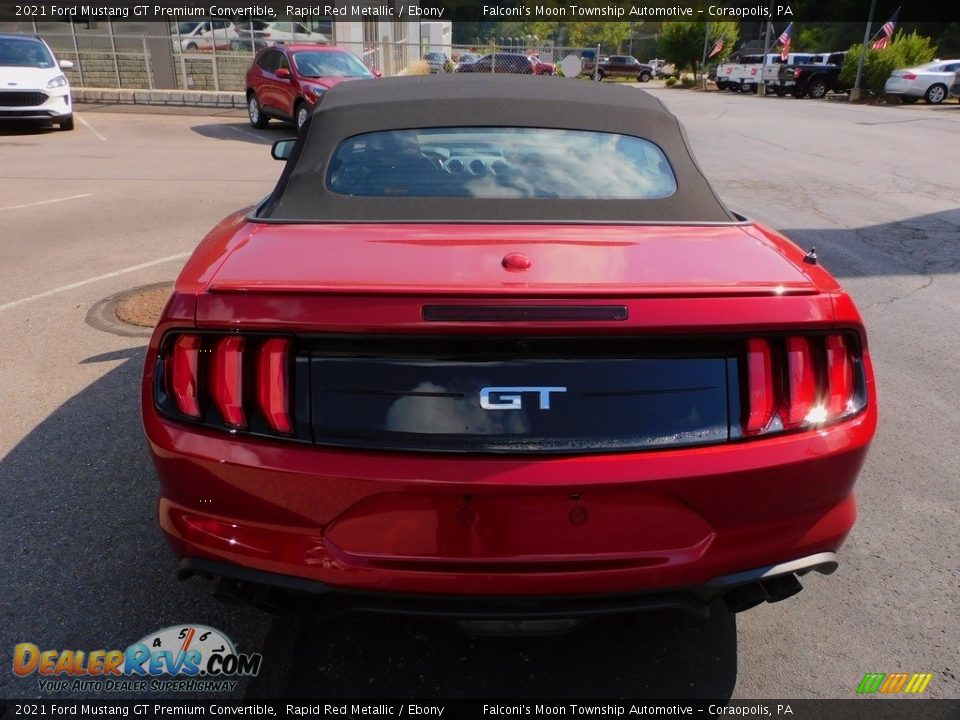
[74,87,246,109]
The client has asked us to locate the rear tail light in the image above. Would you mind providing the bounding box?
[159,333,295,437]
[745,339,777,435]
[170,335,202,418]
[743,333,865,436]
[793,68,802,78]
[257,338,293,434]
[902,73,917,80]
[210,336,246,427]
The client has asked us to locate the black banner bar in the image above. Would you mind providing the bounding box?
[0,1,956,23]
[1,700,959,720]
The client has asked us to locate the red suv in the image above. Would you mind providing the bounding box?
[246,44,378,131]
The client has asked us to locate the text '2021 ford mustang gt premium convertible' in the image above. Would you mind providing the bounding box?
[142,75,876,625]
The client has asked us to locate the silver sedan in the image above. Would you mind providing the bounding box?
[884,59,960,104]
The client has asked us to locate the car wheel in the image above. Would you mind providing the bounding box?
[295,101,309,132]
[774,86,787,97]
[899,96,919,104]
[809,79,828,98]
[924,84,947,104]
[185,42,198,51]
[247,93,269,129]
[595,71,604,81]
[58,115,74,131]
[638,71,651,82]
[729,83,741,93]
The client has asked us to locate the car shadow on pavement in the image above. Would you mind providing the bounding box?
[191,121,289,145]
[0,120,60,136]
[0,346,268,699]
[250,602,738,699]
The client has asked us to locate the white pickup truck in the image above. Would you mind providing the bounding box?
[715,52,816,94]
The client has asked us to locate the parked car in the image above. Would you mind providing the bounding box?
[454,53,534,74]
[950,68,960,99]
[647,58,676,78]
[144,75,876,627]
[246,44,377,131]
[0,34,74,130]
[884,59,960,104]
[453,52,479,71]
[597,55,654,82]
[235,21,329,51]
[776,51,850,98]
[529,55,556,76]
[171,21,237,52]
[422,51,451,74]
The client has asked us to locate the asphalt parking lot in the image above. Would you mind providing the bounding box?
[1,88,958,701]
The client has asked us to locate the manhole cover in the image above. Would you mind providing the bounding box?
[116,285,171,327]
[87,282,172,337]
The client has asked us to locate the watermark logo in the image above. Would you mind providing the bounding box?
[13,625,261,693]
[857,672,933,694]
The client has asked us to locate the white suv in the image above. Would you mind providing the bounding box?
[0,34,73,130]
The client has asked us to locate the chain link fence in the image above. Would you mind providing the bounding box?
[12,27,606,92]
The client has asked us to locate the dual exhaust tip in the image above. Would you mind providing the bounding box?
[722,573,804,613]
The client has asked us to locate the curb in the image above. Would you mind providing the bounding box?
[73,87,246,109]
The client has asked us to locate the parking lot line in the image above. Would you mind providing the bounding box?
[78,114,107,141]
[228,125,269,142]
[0,193,94,212]
[0,252,190,312]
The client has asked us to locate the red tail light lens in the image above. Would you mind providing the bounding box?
[793,68,802,78]
[743,333,863,436]
[745,339,777,435]
[210,336,246,427]
[257,338,292,434]
[825,334,855,416]
[170,335,202,418]
[902,73,917,80]
[784,336,816,429]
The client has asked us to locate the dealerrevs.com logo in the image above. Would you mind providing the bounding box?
[13,625,262,693]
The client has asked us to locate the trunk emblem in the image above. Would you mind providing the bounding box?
[479,386,566,410]
[502,252,531,271]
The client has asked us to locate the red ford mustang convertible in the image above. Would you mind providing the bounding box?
[142,76,876,624]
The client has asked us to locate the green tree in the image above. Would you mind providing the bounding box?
[840,30,937,96]
[659,21,738,74]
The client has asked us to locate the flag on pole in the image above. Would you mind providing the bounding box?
[778,23,794,61]
[708,36,724,59]
[871,7,900,50]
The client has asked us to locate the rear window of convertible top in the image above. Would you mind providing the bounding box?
[325,127,678,199]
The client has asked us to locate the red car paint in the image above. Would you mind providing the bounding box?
[245,44,376,128]
[142,213,877,603]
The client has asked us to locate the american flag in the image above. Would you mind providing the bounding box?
[778,23,793,61]
[708,37,724,59]
[871,8,900,50]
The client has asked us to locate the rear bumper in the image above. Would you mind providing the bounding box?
[179,552,840,619]
[146,399,875,599]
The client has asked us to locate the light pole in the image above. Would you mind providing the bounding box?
[851,0,877,101]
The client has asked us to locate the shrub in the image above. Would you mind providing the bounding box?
[680,73,696,87]
[665,76,678,86]
[839,30,937,96]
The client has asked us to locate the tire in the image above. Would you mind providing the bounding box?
[638,71,651,82]
[295,101,309,132]
[595,70,604,81]
[247,93,268,129]
[715,80,727,90]
[728,83,740,93]
[185,42,198,51]
[924,84,947,104]
[808,78,828,99]
[58,115,74,131]
[773,86,787,97]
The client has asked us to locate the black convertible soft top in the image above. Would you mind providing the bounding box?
[259,74,736,224]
